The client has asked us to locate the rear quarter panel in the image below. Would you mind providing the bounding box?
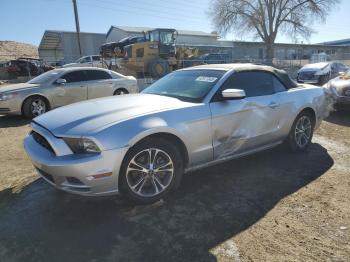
[281,84,328,131]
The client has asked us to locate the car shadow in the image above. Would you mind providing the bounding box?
[0,115,30,128]
[0,143,333,262]
[325,111,350,127]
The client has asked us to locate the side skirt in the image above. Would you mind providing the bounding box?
[184,141,283,173]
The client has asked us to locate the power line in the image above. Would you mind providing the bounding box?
[81,0,207,18]
[79,0,207,22]
[78,2,210,25]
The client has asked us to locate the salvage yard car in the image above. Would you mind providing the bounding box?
[297,61,348,85]
[24,64,329,204]
[326,69,350,110]
[63,55,104,68]
[0,67,138,118]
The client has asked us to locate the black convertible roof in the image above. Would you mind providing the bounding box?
[190,63,297,89]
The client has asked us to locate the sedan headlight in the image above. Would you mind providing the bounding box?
[63,137,101,154]
[344,89,350,97]
[0,92,16,101]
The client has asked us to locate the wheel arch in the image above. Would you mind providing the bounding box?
[297,107,316,125]
[113,87,128,95]
[21,94,51,114]
[126,131,189,169]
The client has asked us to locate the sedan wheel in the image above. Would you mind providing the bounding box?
[23,96,48,119]
[120,138,184,204]
[114,89,128,95]
[31,99,46,116]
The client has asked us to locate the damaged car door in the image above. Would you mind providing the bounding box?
[209,71,280,159]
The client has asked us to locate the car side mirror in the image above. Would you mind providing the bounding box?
[221,89,246,100]
[55,78,67,85]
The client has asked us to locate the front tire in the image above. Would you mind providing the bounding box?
[119,138,184,204]
[22,96,48,119]
[286,111,314,152]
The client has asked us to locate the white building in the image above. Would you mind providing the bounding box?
[106,26,219,46]
[38,30,106,64]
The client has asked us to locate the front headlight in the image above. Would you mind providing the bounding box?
[63,137,101,154]
[0,92,16,101]
[344,89,350,96]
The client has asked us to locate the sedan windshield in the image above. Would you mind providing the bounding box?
[28,70,62,84]
[142,69,226,102]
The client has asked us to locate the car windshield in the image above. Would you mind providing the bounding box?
[28,70,61,84]
[142,69,226,102]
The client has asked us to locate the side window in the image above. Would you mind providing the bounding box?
[79,57,91,63]
[62,71,88,83]
[85,70,112,81]
[273,76,287,93]
[92,56,100,61]
[228,71,274,97]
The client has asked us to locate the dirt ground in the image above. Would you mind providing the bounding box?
[0,112,349,262]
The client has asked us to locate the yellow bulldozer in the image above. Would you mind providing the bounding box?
[112,28,199,78]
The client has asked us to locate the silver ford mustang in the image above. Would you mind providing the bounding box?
[0,67,138,118]
[24,64,329,203]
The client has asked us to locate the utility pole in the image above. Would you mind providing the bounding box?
[72,0,82,57]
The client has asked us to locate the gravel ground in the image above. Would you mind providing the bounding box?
[0,112,349,262]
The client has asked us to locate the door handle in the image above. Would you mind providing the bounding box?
[269,102,279,109]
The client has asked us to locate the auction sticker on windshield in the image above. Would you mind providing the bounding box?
[195,76,218,82]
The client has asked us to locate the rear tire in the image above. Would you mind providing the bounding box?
[113,88,128,95]
[119,137,184,204]
[286,111,314,152]
[22,96,48,119]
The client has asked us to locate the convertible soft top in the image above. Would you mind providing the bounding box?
[191,63,298,90]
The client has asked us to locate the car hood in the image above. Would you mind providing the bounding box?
[33,94,195,136]
[328,77,350,90]
[0,83,40,93]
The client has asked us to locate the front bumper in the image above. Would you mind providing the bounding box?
[0,98,22,115]
[335,96,350,106]
[23,123,128,196]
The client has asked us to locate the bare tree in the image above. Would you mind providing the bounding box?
[209,0,340,62]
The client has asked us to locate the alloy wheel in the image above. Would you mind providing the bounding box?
[294,116,312,148]
[126,148,174,197]
[31,99,46,116]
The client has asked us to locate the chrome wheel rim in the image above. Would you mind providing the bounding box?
[294,116,312,148]
[115,90,125,95]
[31,99,46,116]
[126,148,174,197]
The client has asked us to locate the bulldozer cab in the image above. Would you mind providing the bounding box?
[145,28,177,58]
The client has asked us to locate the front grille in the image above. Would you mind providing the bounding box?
[36,168,55,183]
[0,108,10,112]
[31,131,55,154]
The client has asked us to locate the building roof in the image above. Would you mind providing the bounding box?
[107,26,217,38]
[39,30,105,50]
[318,38,350,46]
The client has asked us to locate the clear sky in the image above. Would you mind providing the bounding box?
[1,0,349,46]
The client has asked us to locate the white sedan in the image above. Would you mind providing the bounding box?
[0,67,138,118]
